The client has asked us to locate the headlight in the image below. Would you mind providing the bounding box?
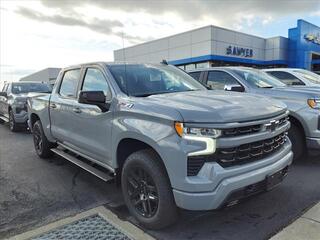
[307,99,320,109]
[174,122,221,138]
[174,122,220,156]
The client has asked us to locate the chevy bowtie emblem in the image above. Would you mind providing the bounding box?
[304,33,320,45]
[265,120,279,132]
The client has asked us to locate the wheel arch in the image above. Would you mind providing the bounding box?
[289,114,306,140]
[115,137,169,185]
[30,113,40,127]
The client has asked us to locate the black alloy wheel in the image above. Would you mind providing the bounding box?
[33,124,43,155]
[9,110,18,132]
[126,166,159,218]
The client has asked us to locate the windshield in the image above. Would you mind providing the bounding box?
[11,83,52,94]
[233,69,286,88]
[293,69,320,84]
[108,64,206,97]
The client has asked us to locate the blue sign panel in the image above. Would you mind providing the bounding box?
[288,19,320,70]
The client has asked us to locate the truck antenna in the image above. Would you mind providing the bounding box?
[122,31,128,96]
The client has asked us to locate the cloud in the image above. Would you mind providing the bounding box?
[16,7,152,44]
[40,0,320,23]
[16,7,122,35]
[262,16,274,25]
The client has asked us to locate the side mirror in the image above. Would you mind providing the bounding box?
[78,91,110,112]
[0,92,7,97]
[224,84,245,92]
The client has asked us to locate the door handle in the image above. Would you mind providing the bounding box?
[73,107,82,114]
[50,103,57,109]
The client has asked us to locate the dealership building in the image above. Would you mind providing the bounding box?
[114,19,320,72]
[20,68,61,86]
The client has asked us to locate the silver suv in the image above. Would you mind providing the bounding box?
[28,62,292,229]
[189,67,320,159]
[0,82,51,131]
[263,68,320,86]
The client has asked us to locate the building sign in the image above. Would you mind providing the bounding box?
[226,45,253,58]
[304,33,320,45]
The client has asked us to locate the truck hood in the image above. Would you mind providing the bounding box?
[270,87,320,98]
[13,92,50,102]
[144,90,287,123]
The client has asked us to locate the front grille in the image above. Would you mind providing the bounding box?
[222,125,261,137]
[216,133,287,167]
[221,116,289,138]
[187,132,287,176]
[187,157,206,176]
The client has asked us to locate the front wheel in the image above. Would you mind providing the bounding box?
[121,149,178,229]
[288,123,306,161]
[9,110,19,132]
[32,120,55,158]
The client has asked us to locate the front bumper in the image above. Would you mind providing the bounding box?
[172,141,293,211]
[13,110,28,124]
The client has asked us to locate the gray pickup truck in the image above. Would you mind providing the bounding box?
[189,67,320,159]
[0,82,52,131]
[263,68,320,87]
[28,62,293,229]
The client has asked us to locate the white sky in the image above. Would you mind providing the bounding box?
[0,0,319,86]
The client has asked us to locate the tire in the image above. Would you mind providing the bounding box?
[288,123,306,161]
[121,149,178,229]
[9,110,20,132]
[32,120,55,158]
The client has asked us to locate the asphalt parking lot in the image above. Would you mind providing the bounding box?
[1,124,320,240]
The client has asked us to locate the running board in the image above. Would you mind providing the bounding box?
[51,148,114,182]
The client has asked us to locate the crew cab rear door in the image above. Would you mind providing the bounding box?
[50,68,82,144]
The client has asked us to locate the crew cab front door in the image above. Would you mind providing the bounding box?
[71,66,113,165]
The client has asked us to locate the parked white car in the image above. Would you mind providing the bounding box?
[263,68,320,87]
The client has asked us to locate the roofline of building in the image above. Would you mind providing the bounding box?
[115,24,287,52]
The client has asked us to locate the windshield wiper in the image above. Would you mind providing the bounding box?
[133,89,200,97]
[133,91,173,97]
[260,86,274,88]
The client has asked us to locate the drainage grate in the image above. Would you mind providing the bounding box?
[31,215,131,240]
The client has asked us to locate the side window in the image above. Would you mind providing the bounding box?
[207,71,240,90]
[59,69,81,98]
[268,71,304,86]
[82,68,111,97]
[2,84,7,92]
[189,72,201,81]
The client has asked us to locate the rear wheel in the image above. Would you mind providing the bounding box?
[32,120,55,158]
[9,110,19,132]
[288,123,306,160]
[121,149,178,229]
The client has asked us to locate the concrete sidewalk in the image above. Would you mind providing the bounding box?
[270,202,320,240]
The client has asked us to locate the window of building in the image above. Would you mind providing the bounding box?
[207,71,241,90]
[82,68,111,97]
[59,69,81,98]
[267,71,304,86]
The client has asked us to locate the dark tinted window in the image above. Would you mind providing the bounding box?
[207,71,240,90]
[267,71,304,86]
[189,72,201,81]
[82,68,110,96]
[59,69,80,98]
[2,84,8,92]
[11,83,52,94]
[108,64,205,97]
